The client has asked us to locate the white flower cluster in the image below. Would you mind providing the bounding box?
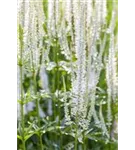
[17,0,46,117]
[16,0,45,72]
[69,0,108,131]
[106,6,118,125]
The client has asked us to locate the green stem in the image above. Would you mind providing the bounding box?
[55,38,63,149]
[33,74,43,150]
[19,24,26,150]
[83,133,87,150]
[22,140,25,150]
[52,44,56,118]
[75,98,79,150]
[20,65,26,150]
[75,125,78,150]
[39,135,43,150]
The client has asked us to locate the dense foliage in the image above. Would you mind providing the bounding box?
[17,0,118,150]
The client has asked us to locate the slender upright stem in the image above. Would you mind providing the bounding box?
[55,37,63,149]
[83,132,87,150]
[75,125,78,150]
[33,73,43,150]
[75,110,79,150]
[39,135,43,150]
[22,141,25,150]
[19,24,26,150]
[20,65,26,150]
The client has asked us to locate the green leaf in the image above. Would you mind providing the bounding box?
[17,99,23,105]
[46,126,64,132]
[17,135,22,141]
[24,132,35,142]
